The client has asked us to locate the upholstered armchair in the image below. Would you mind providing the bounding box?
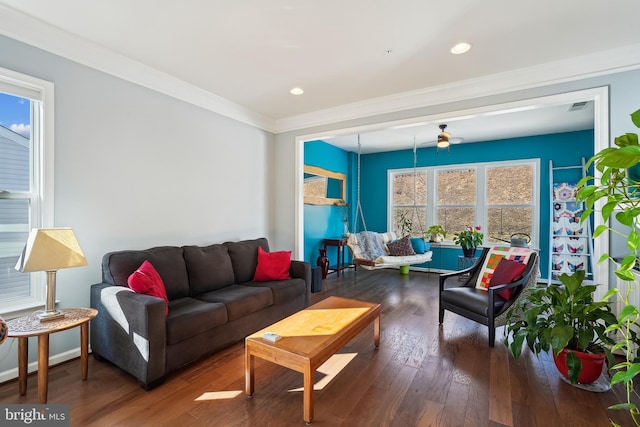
[439,246,539,347]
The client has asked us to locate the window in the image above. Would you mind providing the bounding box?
[0,67,54,314]
[391,170,426,237]
[486,164,534,244]
[437,168,476,240]
[389,160,538,246]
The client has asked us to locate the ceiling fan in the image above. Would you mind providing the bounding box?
[419,124,464,148]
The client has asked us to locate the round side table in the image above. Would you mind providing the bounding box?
[6,307,98,403]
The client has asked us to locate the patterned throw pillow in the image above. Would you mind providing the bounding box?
[387,236,416,256]
[476,246,533,290]
[0,315,6,345]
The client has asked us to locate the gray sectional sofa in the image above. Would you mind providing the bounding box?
[90,237,311,389]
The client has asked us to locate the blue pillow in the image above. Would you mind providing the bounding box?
[410,237,426,254]
[423,242,431,252]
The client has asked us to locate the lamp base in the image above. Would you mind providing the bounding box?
[37,310,65,322]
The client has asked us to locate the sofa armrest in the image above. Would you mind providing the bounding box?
[290,260,312,307]
[90,283,167,389]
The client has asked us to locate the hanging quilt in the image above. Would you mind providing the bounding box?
[551,182,588,280]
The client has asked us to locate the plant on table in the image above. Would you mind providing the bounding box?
[453,225,483,249]
[577,107,640,425]
[504,269,616,384]
[397,210,414,237]
[425,224,446,242]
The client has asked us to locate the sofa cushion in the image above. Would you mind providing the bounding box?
[441,287,506,317]
[102,246,190,300]
[240,278,306,305]
[183,244,235,296]
[127,260,169,316]
[195,284,273,321]
[225,238,269,284]
[166,297,228,345]
[253,246,291,282]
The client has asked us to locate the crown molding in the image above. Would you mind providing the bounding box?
[275,43,640,133]
[1,5,638,135]
[0,5,278,132]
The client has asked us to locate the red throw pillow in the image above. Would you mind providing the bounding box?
[253,246,291,282]
[128,260,169,316]
[488,258,527,300]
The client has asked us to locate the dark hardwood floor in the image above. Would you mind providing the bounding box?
[0,269,636,426]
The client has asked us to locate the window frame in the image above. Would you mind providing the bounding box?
[388,168,428,237]
[388,159,540,247]
[484,162,538,246]
[0,66,55,317]
[435,166,479,240]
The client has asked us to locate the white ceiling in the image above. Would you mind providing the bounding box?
[324,101,596,154]
[0,0,638,148]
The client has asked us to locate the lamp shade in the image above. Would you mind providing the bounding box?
[15,228,87,272]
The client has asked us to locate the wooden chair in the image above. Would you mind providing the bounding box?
[439,246,539,347]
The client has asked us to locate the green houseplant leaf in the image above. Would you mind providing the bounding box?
[575,107,640,424]
[504,270,614,384]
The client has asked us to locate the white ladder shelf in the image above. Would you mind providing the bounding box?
[547,158,595,285]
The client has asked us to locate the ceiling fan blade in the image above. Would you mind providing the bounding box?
[418,136,464,146]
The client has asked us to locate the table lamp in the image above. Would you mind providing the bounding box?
[15,228,88,322]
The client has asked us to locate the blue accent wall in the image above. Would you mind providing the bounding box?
[303,140,353,266]
[357,130,594,277]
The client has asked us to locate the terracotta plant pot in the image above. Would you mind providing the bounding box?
[553,348,605,384]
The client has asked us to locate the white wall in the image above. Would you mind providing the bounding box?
[0,34,274,378]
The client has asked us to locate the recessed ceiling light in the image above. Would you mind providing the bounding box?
[450,42,471,55]
[290,87,304,95]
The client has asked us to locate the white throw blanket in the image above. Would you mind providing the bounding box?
[357,231,386,260]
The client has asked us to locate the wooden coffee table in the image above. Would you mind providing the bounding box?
[245,296,381,424]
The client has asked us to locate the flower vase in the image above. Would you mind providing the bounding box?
[317,249,329,279]
[462,246,476,258]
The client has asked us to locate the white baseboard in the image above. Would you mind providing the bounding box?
[0,346,85,384]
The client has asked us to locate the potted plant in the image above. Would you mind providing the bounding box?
[453,225,483,257]
[505,269,617,384]
[397,210,413,237]
[425,224,446,242]
[577,107,640,423]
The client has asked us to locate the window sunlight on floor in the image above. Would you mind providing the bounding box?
[193,352,359,401]
[194,390,244,401]
[289,352,358,392]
